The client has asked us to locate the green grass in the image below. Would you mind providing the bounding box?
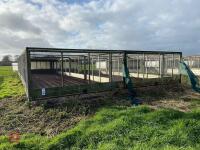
[0,106,200,150]
[0,66,199,149]
[0,66,24,99]
[0,66,16,76]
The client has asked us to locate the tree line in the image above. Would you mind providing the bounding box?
[0,55,19,66]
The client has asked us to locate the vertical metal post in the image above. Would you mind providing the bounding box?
[40,61,41,69]
[179,53,182,84]
[80,57,82,72]
[118,57,120,75]
[65,59,69,73]
[106,59,108,74]
[146,55,148,78]
[92,57,94,81]
[198,57,200,69]
[61,52,64,87]
[159,54,161,78]
[84,56,87,80]
[26,48,31,101]
[172,54,174,77]
[109,53,112,83]
[132,58,134,73]
[63,60,65,72]
[123,52,127,88]
[143,53,145,79]
[137,54,139,78]
[78,56,79,73]
[98,54,101,83]
[88,53,91,83]
[50,61,52,70]
[189,58,191,67]
[76,57,77,73]
[36,61,37,69]
[163,54,165,78]
[69,58,71,76]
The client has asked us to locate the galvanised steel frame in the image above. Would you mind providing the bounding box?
[18,47,182,101]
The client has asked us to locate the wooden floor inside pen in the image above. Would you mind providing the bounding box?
[31,73,93,89]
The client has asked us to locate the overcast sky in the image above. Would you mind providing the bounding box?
[0,0,200,59]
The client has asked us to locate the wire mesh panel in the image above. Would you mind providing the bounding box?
[184,56,200,77]
[18,48,182,100]
[93,53,110,83]
[112,53,123,82]
[127,54,161,79]
[18,52,29,97]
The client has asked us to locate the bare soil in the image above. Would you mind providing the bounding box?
[0,85,199,138]
[0,92,129,137]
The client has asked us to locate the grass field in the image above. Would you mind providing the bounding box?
[0,106,200,150]
[0,66,200,150]
[0,66,24,99]
[0,66,16,76]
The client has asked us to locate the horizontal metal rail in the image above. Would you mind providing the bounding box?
[26,47,182,55]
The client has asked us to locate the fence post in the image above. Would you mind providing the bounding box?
[160,54,165,78]
[26,48,31,101]
[69,58,71,76]
[77,56,79,74]
[61,52,64,87]
[92,57,94,81]
[109,53,112,83]
[159,54,161,78]
[143,53,145,79]
[172,54,174,77]
[146,55,148,78]
[179,53,182,84]
[98,54,101,83]
[199,57,200,69]
[118,57,120,75]
[88,53,91,83]
[123,52,127,88]
[137,54,139,78]
[84,56,87,80]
